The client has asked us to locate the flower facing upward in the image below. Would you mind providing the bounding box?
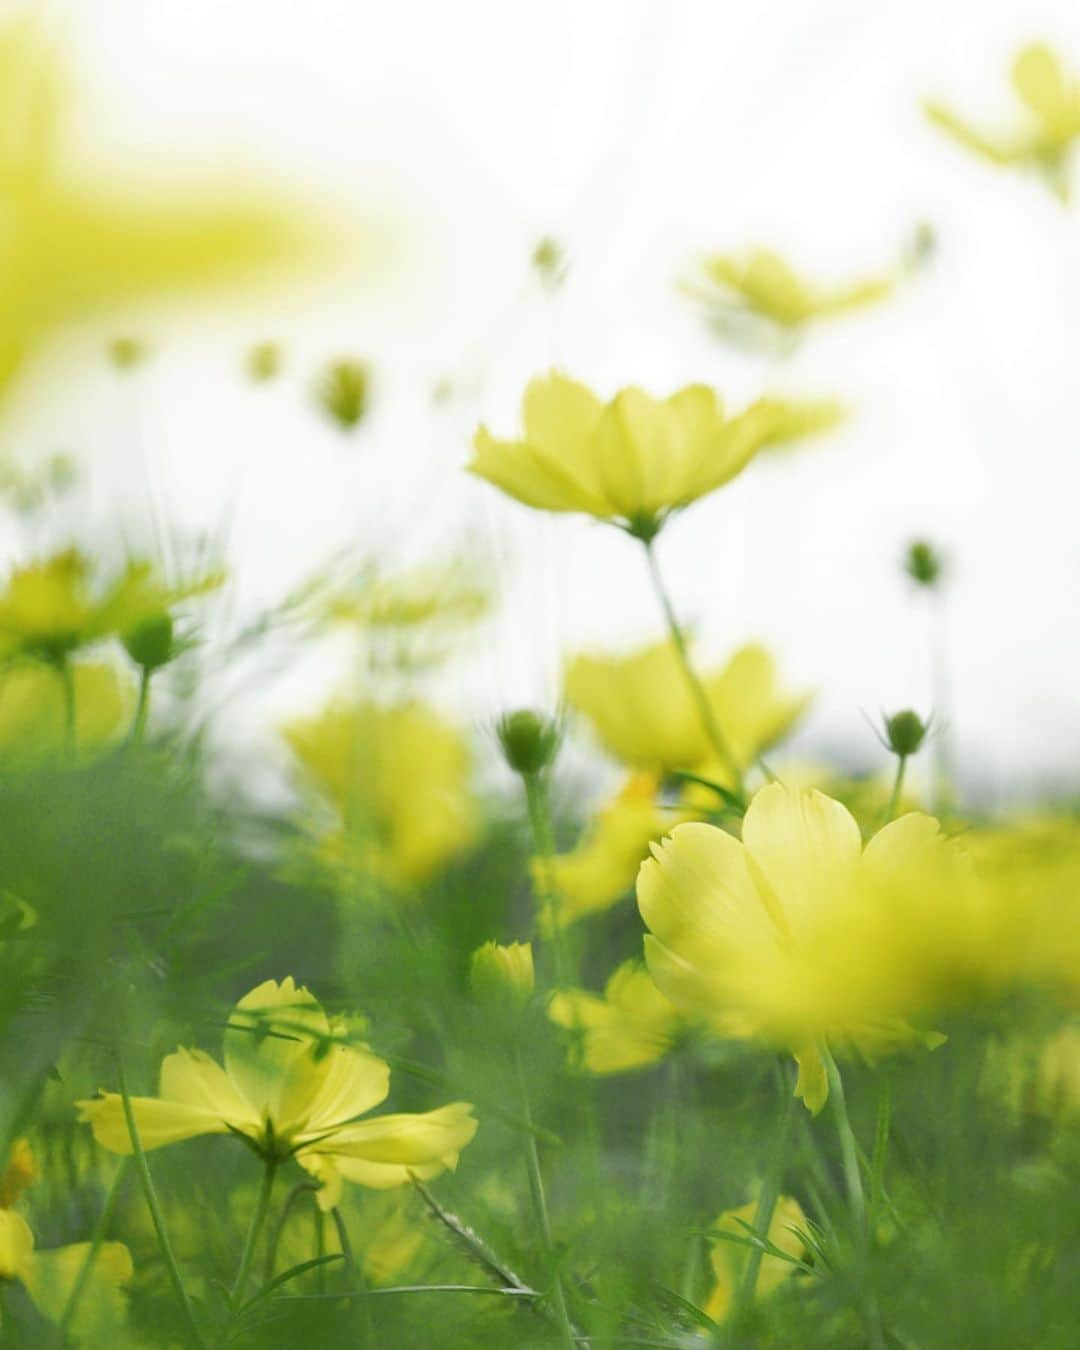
[470,372,841,535]
[925,43,1080,199]
[565,641,809,776]
[78,978,477,1211]
[637,785,977,1105]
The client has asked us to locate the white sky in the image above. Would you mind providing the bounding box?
[7,0,1080,803]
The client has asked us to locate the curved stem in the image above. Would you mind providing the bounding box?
[515,1046,576,1349]
[883,755,907,826]
[641,538,742,791]
[734,1065,796,1319]
[116,1056,206,1348]
[263,1181,320,1286]
[57,1158,130,1336]
[231,1157,278,1304]
[130,667,152,746]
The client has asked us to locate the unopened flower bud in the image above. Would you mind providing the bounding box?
[904,540,944,588]
[470,941,534,1011]
[885,709,928,758]
[496,710,559,777]
[316,359,371,430]
[123,613,175,671]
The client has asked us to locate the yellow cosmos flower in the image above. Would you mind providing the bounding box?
[691,247,892,333]
[0,16,332,407]
[548,961,683,1074]
[564,641,809,775]
[77,978,477,1212]
[702,1193,807,1324]
[470,372,841,534]
[540,773,678,930]
[925,43,1080,199]
[0,1142,132,1342]
[637,784,970,1107]
[0,660,132,758]
[0,550,221,664]
[284,698,479,892]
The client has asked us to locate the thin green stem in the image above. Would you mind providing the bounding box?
[116,1056,206,1349]
[883,755,907,826]
[57,658,77,752]
[821,1046,885,1350]
[57,1159,130,1337]
[642,538,742,791]
[130,666,152,746]
[263,1181,320,1285]
[733,1067,796,1320]
[870,1075,892,1216]
[231,1157,278,1304]
[315,1203,327,1295]
[522,770,570,984]
[515,1046,576,1349]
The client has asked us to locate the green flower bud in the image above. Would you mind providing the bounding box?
[470,941,534,1011]
[248,341,282,382]
[531,235,569,291]
[496,710,559,777]
[884,709,928,758]
[123,613,175,671]
[316,358,371,430]
[904,540,944,588]
[107,337,147,371]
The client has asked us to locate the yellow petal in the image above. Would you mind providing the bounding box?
[76,1092,229,1154]
[22,1241,132,1337]
[318,1102,477,1165]
[296,1043,391,1136]
[0,1209,34,1280]
[792,1045,829,1114]
[223,977,332,1131]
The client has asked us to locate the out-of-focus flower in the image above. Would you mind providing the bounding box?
[0,1140,132,1343]
[0,16,332,407]
[689,247,892,335]
[564,641,809,777]
[540,773,676,929]
[985,1025,1080,1127]
[0,550,222,665]
[548,961,684,1074]
[78,977,477,1211]
[284,699,479,892]
[702,1193,808,1323]
[316,358,371,430]
[638,784,973,1109]
[531,235,569,291]
[0,452,78,515]
[471,372,841,536]
[470,941,535,1011]
[0,660,132,758]
[924,43,1080,199]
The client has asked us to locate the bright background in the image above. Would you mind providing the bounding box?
[8,0,1080,802]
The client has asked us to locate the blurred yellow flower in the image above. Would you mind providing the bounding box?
[0,17,334,406]
[0,1140,132,1342]
[925,43,1080,199]
[548,961,683,1074]
[0,660,132,758]
[691,248,892,333]
[637,784,968,1106]
[540,773,677,929]
[78,977,477,1211]
[564,641,809,776]
[284,699,479,892]
[702,1193,807,1323]
[471,372,841,534]
[0,550,221,664]
[470,940,535,1010]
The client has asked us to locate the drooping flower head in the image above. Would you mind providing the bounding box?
[471,372,842,537]
[78,978,477,1211]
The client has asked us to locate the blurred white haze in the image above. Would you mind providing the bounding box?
[6,0,1080,806]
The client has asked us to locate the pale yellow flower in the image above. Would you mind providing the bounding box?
[548,961,683,1074]
[0,16,333,406]
[0,660,132,758]
[703,1193,807,1323]
[284,699,479,892]
[471,372,841,533]
[78,978,477,1212]
[925,43,1080,199]
[637,784,967,1106]
[692,247,892,333]
[564,641,809,775]
[540,773,678,929]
